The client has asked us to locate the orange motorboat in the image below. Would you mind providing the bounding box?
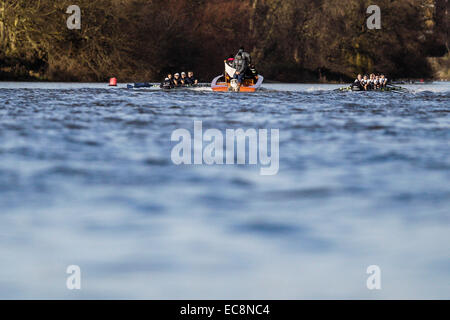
[211,62,264,92]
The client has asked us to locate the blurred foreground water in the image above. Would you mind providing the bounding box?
[0,82,449,299]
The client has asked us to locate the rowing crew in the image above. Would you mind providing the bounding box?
[161,71,198,89]
[353,73,388,91]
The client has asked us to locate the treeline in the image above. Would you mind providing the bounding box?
[0,0,448,82]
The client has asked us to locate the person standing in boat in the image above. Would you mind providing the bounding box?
[237,47,253,78]
[238,47,252,66]
[232,52,247,85]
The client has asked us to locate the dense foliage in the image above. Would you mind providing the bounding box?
[0,0,448,82]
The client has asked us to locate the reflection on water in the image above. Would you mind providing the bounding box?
[0,82,449,299]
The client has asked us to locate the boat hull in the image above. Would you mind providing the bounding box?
[211,74,264,92]
[126,83,207,90]
[336,85,407,92]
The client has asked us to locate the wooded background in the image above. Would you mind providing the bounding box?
[0,0,448,82]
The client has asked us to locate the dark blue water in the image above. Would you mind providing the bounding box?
[0,82,449,298]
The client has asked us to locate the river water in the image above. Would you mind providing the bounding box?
[0,82,448,299]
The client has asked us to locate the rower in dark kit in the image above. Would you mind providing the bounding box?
[160,77,174,89]
[180,72,188,85]
[167,73,174,86]
[173,73,182,87]
[187,71,198,85]
[352,74,364,91]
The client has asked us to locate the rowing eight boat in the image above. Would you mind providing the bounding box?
[336,85,408,92]
[127,83,210,89]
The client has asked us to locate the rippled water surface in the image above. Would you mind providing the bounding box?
[0,82,449,299]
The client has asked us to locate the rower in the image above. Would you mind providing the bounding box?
[181,72,188,86]
[160,77,173,89]
[353,74,363,90]
[380,74,387,87]
[167,73,174,86]
[173,73,182,87]
[187,71,198,85]
[373,75,378,90]
[362,75,370,91]
[369,74,374,90]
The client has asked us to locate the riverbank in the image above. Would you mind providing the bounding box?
[428,52,450,81]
